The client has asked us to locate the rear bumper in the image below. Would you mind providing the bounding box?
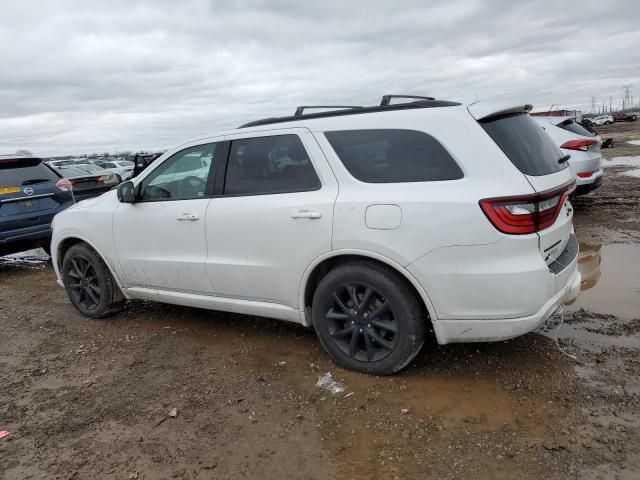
[575,174,603,196]
[433,266,580,344]
[408,231,582,345]
[0,224,52,256]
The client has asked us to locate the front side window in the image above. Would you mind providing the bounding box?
[324,129,463,183]
[224,134,320,195]
[139,143,216,201]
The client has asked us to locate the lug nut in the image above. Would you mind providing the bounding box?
[359,328,363,333]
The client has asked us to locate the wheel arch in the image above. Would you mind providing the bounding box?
[300,250,438,328]
[56,235,127,295]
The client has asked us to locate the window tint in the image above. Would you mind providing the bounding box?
[556,119,596,137]
[324,129,463,183]
[140,144,216,201]
[224,135,320,195]
[480,114,568,176]
[0,158,59,185]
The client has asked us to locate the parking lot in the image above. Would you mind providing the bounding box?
[1,122,639,480]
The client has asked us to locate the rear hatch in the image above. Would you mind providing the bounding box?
[0,157,73,232]
[469,104,575,267]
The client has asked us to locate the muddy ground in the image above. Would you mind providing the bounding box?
[1,123,640,480]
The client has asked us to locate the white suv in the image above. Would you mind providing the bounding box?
[51,96,581,375]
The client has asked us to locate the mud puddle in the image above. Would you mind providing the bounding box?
[564,242,640,319]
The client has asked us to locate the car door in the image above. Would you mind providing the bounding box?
[113,141,220,293]
[204,128,338,309]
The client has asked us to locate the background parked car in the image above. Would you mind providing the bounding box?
[0,155,74,256]
[97,160,135,181]
[72,164,120,185]
[53,165,118,200]
[533,116,603,195]
[613,112,638,122]
[586,115,613,126]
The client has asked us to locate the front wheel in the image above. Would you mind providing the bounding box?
[312,262,427,375]
[62,243,125,318]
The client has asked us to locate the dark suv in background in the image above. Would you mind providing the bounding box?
[0,155,74,256]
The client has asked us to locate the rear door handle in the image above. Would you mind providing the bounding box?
[291,210,322,219]
[177,213,199,221]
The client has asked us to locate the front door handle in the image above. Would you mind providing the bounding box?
[177,213,200,221]
[291,210,322,219]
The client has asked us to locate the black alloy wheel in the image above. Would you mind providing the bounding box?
[62,243,125,318]
[326,282,398,362]
[66,254,102,310]
[312,261,427,375]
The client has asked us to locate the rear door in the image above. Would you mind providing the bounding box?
[0,158,71,233]
[204,128,337,309]
[476,110,575,265]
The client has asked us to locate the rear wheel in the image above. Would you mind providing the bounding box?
[312,261,427,375]
[62,243,125,318]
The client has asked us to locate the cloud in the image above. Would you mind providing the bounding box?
[0,0,638,155]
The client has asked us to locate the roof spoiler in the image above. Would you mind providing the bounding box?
[467,102,533,121]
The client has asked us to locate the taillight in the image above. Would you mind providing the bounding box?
[576,172,593,178]
[479,180,576,235]
[96,175,105,184]
[560,139,598,151]
[55,178,73,192]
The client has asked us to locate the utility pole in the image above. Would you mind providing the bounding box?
[589,94,596,113]
[622,84,632,111]
[609,96,612,113]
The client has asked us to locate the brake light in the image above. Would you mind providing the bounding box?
[576,172,593,178]
[560,139,598,151]
[479,181,576,235]
[96,175,105,184]
[55,178,73,192]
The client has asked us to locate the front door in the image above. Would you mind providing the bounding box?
[204,129,338,309]
[113,142,219,294]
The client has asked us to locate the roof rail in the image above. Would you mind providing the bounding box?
[380,94,435,106]
[294,105,363,116]
[238,99,461,128]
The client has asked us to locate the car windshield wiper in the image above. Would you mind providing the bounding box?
[22,178,51,185]
[558,154,571,164]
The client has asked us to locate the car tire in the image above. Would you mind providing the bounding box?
[62,243,125,318]
[312,261,427,375]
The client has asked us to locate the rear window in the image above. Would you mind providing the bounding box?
[0,158,59,185]
[556,119,596,137]
[324,129,463,183]
[480,114,567,176]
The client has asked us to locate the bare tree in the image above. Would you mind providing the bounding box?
[15,149,33,156]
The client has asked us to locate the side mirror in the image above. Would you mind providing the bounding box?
[117,181,136,203]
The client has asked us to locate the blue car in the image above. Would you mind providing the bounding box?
[0,155,74,256]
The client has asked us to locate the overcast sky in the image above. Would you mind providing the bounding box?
[1,0,639,156]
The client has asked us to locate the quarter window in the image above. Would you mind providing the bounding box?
[325,129,463,183]
[139,144,216,201]
[224,134,320,195]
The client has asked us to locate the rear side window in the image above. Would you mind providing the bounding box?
[324,129,463,183]
[224,134,320,195]
[556,119,596,137]
[0,158,59,185]
[480,114,567,176]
